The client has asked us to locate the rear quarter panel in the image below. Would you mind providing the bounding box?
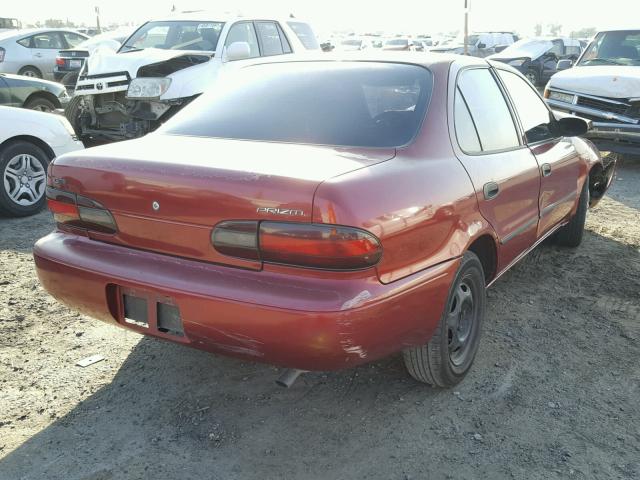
[313,61,495,284]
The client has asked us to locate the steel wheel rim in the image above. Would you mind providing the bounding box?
[23,70,37,77]
[525,72,537,84]
[446,277,478,368]
[3,154,46,206]
[31,104,52,112]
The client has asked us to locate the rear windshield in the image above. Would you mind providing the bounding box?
[162,62,433,148]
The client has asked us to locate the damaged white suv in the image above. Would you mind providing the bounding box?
[544,29,640,157]
[66,12,319,142]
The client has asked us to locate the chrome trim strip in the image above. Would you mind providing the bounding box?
[540,190,577,218]
[548,88,631,106]
[547,99,639,125]
[500,217,538,245]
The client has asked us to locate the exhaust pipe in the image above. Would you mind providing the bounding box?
[275,369,306,388]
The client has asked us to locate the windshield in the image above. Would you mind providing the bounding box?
[120,21,224,52]
[162,62,433,148]
[578,30,640,66]
[496,39,552,59]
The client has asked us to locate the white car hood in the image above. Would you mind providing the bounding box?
[549,66,640,99]
[85,48,212,77]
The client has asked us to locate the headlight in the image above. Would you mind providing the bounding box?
[58,117,77,138]
[126,78,171,99]
[548,90,576,104]
[508,58,527,67]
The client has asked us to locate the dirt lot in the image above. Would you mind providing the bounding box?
[1,158,639,480]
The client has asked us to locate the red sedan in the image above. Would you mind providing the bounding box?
[34,55,614,387]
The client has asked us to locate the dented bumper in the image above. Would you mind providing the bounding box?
[33,232,456,371]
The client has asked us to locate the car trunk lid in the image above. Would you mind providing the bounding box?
[50,134,395,268]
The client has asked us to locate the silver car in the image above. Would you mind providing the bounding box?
[0,28,88,79]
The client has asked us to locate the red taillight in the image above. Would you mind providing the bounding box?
[212,221,382,270]
[46,187,117,234]
[55,57,65,66]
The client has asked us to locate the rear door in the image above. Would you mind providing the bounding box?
[495,67,581,237]
[451,66,541,271]
[29,31,65,78]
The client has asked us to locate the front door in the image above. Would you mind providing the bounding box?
[29,31,64,79]
[495,68,581,237]
[453,67,541,271]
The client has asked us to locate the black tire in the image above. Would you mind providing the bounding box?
[61,71,79,90]
[0,141,50,217]
[525,69,539,86]
[64,95,84,137]
[24,96,58,113]
[403,252,486,387]
[18,66,42,78]
[555,180,589,248]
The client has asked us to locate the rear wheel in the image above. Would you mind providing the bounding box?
[525,69,539,86]
[555,179,589,248]
[403,252,486,387]
[0,141,50,217]
[18,66,42,78]
[24,96,57,113]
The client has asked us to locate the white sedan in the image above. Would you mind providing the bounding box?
[0,106,83,217]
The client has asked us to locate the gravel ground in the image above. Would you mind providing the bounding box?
[0,158,639,480]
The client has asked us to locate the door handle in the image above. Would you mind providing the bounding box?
[483,182,500,200]
[34,53,42,58]
[541,163,552,177]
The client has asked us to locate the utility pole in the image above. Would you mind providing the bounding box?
[95,6,101,34]
[464,0,469,55]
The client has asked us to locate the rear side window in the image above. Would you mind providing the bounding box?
[255,21,285,56]
[454,88,482,153]
[456,68,519,153]
[497,69,555,144]
[163,62,433,148]
[17,37,31,47]
[287,22,319,50]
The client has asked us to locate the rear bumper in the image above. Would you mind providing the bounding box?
[34,232,457,371]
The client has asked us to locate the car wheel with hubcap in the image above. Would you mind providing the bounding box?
[0,141,50,217]
[25,96,57,113]
[525,69,539,86]
[403,251,486,387]
[18,66,42,78]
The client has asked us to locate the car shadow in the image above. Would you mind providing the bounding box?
[605,154,640,210]
[1,227,639,480]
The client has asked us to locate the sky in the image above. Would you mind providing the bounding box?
[4,0,640,37]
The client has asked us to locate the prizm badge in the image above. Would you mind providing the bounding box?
[257,207,305,217]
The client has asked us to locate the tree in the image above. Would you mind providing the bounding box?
[44,18,66,28]
[534,23,542,36]
[548,23,562,36]
[570,27,597,39]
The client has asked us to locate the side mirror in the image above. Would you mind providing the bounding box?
[225,41,251,62]
[477,42,486,49]
[555,116,590,137]
[556,59,573,71]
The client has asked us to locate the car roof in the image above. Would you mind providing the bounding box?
[0,27,87,42]
[249,51,487,70]
[147,11,308,24]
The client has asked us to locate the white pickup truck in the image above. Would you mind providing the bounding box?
[544,29,640,158]
[66,12,319,143]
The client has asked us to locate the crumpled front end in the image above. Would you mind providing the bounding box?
[71,50,211,142]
